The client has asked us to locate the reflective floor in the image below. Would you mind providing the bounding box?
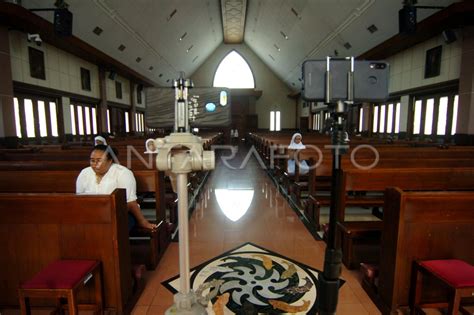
[133,144,382,314]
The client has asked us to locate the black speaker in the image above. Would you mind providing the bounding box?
[54,8,73,36]
[108,71,117,80]
[399,5,417,35]
[442,29,457,44]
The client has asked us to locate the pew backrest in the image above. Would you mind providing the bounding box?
[0,189,132,313]
[379,188,474,313]
[0,169,166,221]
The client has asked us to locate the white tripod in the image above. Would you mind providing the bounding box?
[150,75,214,314]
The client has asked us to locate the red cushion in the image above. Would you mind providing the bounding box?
[22,260,99,289]
[420,259,474,288]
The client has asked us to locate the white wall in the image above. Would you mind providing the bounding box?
[9,30,143,108]
[106,74,130,105]
[191,43,295,129]
[9,31,101,99]
[387,32,462,93]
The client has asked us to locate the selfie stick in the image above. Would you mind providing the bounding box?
[318,57,353,315]
[152,73,214,315]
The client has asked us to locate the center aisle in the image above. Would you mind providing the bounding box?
[132,143,380,314]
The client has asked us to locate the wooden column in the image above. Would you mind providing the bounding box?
[455,26,474,145]
[0,26,17,144]
[129,81,136,134]
[98,68,108,134]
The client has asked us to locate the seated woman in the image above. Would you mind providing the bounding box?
[287,132,309,176]
[76,145,157,231]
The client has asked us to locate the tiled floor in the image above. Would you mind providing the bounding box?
[132,145,382,314]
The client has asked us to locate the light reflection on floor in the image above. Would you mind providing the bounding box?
[215,189,254,221]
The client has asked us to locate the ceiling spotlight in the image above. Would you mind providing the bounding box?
[148,66,154,71]
[274,44,281,52]
[367,24,378,33]
[93,26,103,35]
[280,31,288,40]
[179,32,187,41]
[167,9,177,22]
[136,57,142,63]
[186,45,193,53]
[268,54,275,61]
[344,42,352,49]
[291,7,301,19]
[118,44,126,51]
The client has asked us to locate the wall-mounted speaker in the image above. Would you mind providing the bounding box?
[108,71,117,80]
[442,29,457,44]
[399,5,417,35]
[54,8,73,36]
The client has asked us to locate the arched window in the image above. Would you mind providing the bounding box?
[213,51,255,88]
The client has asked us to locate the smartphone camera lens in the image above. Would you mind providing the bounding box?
[370,63,387,69]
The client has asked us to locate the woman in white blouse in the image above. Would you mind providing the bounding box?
[76,145,157,231]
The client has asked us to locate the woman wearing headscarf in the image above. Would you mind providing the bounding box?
[287,133,309,175]
[94,135,107,146]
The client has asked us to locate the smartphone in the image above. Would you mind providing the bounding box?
[302,59,390,102]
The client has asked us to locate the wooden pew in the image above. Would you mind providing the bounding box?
[306,167,474,229]
[264,144,474,206]
[369,188,474,315]
[304,167,474,269]
[0,169,168,269]
[0,189,135,314]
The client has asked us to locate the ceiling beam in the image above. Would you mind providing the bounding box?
[221,0,247,44]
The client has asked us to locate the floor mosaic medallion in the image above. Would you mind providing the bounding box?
[163,243,344,314]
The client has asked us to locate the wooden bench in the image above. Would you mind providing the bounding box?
[0,169,168,270]
[0,189,135,314]
[306,167,474,230]
[337,221,383,269]
[367,188,474,314]
[294,155,474,208]
[304,167,474,269]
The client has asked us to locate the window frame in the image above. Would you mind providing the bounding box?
[14,94,61,144]
[80,67,91,91]
[28,47,46,80]
[69,101,98,140]
[213,50,256,89]
[410,91,458,141]
[115,81,123,99]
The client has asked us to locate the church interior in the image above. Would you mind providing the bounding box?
[1,0,474,314]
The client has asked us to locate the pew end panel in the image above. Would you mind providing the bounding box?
[377,188,474,314]
[0,189,133,314]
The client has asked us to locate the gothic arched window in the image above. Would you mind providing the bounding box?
[213,50,255,88]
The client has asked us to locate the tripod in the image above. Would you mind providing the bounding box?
[152,74,214,314]
[318,57,352,315]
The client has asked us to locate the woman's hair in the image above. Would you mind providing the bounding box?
[92,145,118,161]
